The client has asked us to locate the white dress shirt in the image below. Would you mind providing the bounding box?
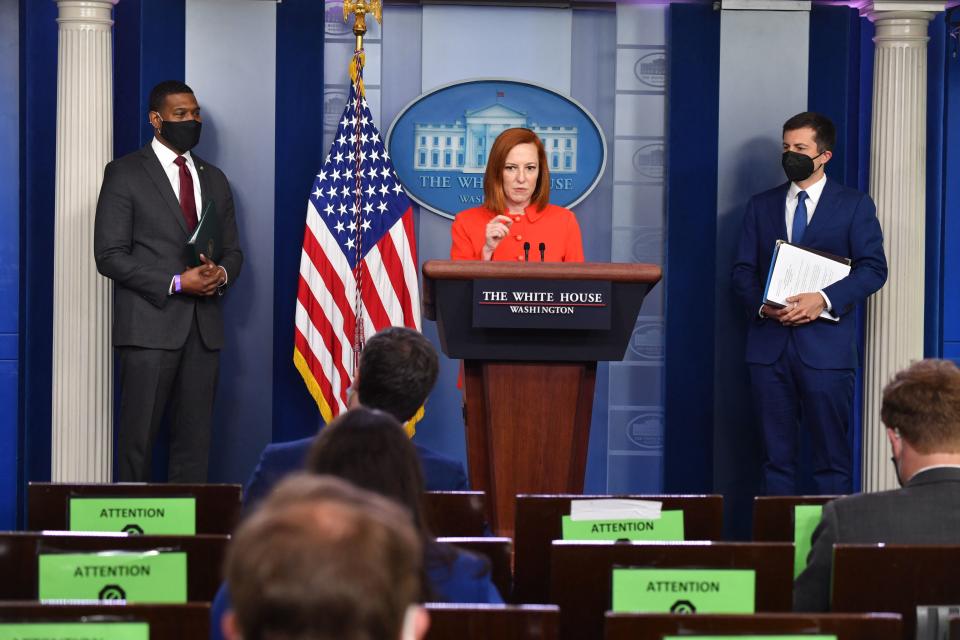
[785,173,826,243]
[151,136,202,209]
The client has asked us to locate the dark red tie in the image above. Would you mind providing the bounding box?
[173,156,198,231]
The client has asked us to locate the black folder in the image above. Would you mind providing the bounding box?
[185,201,222,267]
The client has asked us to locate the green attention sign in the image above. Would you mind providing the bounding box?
[793,504,824,578]
[612,568,756,614]
[662,636,837,640]
[69,497,197,535]
[562,510,684,541]
[0,622,149,640]
[38,550,187,603]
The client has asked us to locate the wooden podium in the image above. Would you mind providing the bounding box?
[422,261,661,535]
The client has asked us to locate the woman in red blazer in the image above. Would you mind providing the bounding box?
[450,127,584,263]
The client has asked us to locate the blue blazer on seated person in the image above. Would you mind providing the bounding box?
[209,544,503,640]
[243,436,468,509]
[425,543,504,604]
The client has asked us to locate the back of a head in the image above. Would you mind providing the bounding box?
[305,407,426,528]
[882,358,960,453]
[225,474,422,640]
[357,327,438,422]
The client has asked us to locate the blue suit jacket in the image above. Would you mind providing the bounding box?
[731,179,887,369]
[243,436,468,509]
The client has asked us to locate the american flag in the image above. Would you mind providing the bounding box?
[293,54,420,424]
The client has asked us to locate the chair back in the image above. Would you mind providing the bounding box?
[28,482,241,535]
[551,541,793,640]
[604,612,901,640]
[515,494,723,603]
[423,492,488,537]
[425,604,559,640]
[0,602,210,639]
[833,545,960,640]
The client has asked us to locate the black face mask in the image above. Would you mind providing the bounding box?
[782,150,824,183]
[155,115,202,153]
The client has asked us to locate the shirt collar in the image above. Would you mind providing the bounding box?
[911,464,960,476]
[151,136,194,168]
[525,203,546,223]
[787,173,827,205]
[498,203,546,223]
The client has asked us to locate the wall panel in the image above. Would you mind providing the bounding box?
[715,7,809,538]
[186,0,277,483]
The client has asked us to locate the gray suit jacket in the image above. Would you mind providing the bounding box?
[94,143,243,350]
[793,466,960,612]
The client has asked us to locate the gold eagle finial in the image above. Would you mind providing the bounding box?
[343,1,382,51]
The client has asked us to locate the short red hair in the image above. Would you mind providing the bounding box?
[482,128,551,214]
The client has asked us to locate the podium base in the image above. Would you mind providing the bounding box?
[462,360,596,536]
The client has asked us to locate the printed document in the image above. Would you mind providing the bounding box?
[763,241,850,323]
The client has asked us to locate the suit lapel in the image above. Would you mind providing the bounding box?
[802,177,839,244]
[139,144,190,236]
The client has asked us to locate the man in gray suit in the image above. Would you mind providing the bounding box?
[94,80,243,482]
[794,358,960,612]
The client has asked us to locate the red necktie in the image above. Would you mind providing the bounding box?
[173,156,198,231]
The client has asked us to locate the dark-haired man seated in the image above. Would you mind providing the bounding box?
[244,327,466,510]
[794,359,960,612]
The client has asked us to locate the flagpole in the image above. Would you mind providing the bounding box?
[344,1,382,372]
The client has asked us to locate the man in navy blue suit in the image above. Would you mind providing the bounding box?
[732,112,887,495]
[244,327,467,509]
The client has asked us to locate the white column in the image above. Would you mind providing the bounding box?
[862,1,944,492]
[51,0,118,482]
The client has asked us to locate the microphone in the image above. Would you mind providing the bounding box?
[538,242,546,262]
[523,242,531,262]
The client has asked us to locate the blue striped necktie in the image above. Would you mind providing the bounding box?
[792,190,808,245]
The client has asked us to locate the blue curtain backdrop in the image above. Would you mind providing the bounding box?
[1,0,20,530]
[19,0,58,526]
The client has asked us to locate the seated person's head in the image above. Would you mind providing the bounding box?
[883,358,960,482]
[351,327,438,423]
[306,407,426,529]
[222,474,428,640]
